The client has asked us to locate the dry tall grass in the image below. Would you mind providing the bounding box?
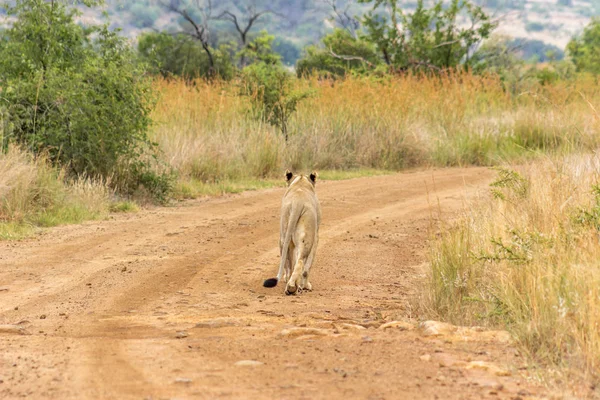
[150,73,600,183]
[426,155,600,384]
[0,147,110,239]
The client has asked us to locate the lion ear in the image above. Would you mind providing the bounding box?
[309,171,318,184]
[285,170,293,181]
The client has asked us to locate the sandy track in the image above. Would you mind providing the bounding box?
[0,168,547,399]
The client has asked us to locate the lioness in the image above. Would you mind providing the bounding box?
[263,170,321,295]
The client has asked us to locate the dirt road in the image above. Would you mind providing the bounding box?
[0,168,548,400]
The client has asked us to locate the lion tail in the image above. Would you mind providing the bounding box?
[263,277,279,287]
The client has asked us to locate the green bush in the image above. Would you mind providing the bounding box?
[567,18,600,74]
[296,29,381,78]
[241,63,312,141]
[359,0,496,71]
[138,32,235,80]
[0,0,171,200]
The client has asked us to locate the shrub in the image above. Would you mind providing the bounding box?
[138,32,235,80]
[0,0,171,200]
[241,63,312,141]
[567,18,600,74]
[296,29,381,78]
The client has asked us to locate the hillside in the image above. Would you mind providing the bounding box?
[0,0,594,63]
[94,0,594,55]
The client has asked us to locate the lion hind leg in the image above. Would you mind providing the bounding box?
[285,259,304,295]
[300,270,312,291]
[300,235,318,291]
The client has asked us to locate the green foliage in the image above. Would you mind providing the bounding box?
[471,36,524,76]
[109,201,140,213]
[567,18,600,74]
[138,32,235,80]
[489,167,529,200]
[0,0,171,200]
[296,29,382,77]
[574,184,600,230]
[238,31,282,66]
[241,63,312,141]
[358,0,496,71]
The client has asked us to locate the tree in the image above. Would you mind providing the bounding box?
[159,0,218,77]
[296,29,382,77]
[216,5,276,67]
[567,18,600,74]
[138,32,235,80]
[239,37,311,142]
[241,62,312,141]
[358,0,497,72]
[325,0,361,38]
[237,30,282,66]
[0,0,170,199]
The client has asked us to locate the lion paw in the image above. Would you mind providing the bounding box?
[285,283,298,295]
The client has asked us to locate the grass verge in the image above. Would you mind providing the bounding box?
[0,147,111,240]
[425,156,600,385]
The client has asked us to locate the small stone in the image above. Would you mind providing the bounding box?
[279,327,333,338]
[419,320,457,337]
[175,331,188,339]
[420,354,432,362]
[0,287,9,292]
[234,360,263,367]
[379,321,413,331]
[174,377,192,384]
[466,361,511,377]
[339,323,367,331]
[0,325,27,335]
[39,314,47,320]
[195,318,240,329]
[362,336,373,342]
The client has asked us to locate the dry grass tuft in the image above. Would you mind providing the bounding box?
[426,155,600,383]
[0,147,110,239]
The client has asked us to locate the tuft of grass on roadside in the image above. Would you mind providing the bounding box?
[109,201,140,213]
[0,147,111,240]
[425,156,600,380]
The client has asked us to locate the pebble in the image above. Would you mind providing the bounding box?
[279,327,333,338]
[419,320,457,336]
[234,360,263,367]
[379,321,414,331]
[0,325,27,335]
[175,331,189,339]
[466,361,511,377]
[195,318,240,329]
[174,377,192,384]
[420,354,432,362]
